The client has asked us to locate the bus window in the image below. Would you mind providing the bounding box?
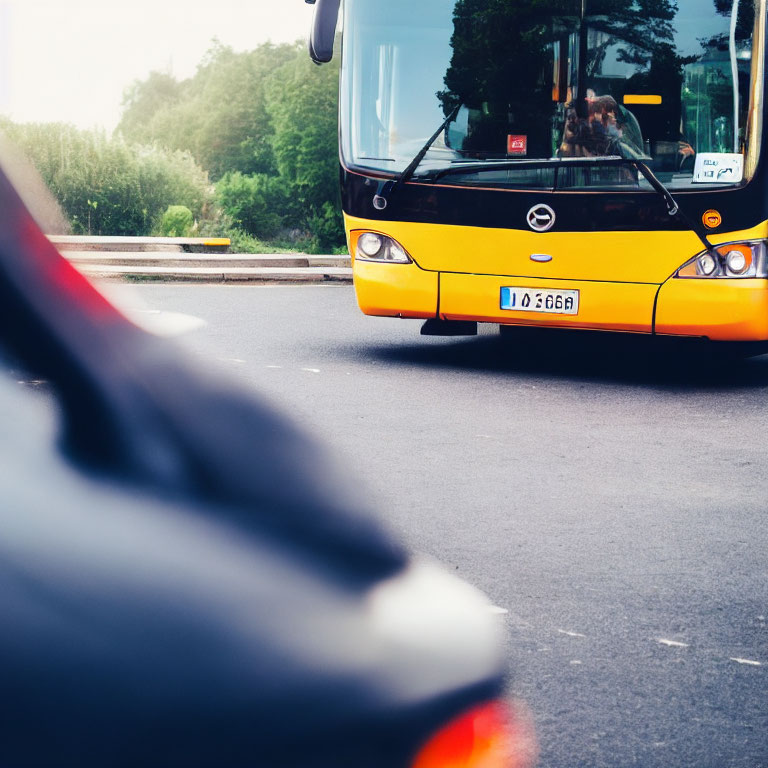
[341,1,456,172]
[341,0,762,191]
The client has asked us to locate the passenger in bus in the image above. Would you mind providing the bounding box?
[559,92,644,159]
[559,102,590,157]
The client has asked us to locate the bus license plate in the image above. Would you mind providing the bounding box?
[500,287,579,315]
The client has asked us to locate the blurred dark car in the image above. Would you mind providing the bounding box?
[0,143,535,766]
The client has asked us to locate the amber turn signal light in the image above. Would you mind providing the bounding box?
[702,209,722,229]
[412,700,538,768]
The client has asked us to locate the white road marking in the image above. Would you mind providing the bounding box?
[657,639,689,648]
[218,358,245,364]
[570,660,583,665]
[730,658,762,666]
[129,309,207,337]
[301,368,321,374]
[266,365,283,369]
[488,606,509,614]
[558,629,586,638]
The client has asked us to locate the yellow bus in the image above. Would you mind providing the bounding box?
[309,0,768,346]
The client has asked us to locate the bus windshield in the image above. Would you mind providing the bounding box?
[341,0,764,191]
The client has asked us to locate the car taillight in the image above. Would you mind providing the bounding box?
[411,700,537,768]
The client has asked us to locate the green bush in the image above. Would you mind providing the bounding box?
[0,121,211,236]
[306,201,345,254]
[227,228,269,254]
[160,205,194,237]
[215,172,288,239]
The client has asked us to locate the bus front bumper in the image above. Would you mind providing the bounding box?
[353,260,768,342]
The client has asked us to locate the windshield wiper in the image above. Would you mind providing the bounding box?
[426,155,714,252]
[372,104,461,211]
[625,158,714,253]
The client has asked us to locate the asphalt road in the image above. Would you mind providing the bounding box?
[131,283,767,768]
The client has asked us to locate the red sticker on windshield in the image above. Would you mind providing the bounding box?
[507,135,527,156]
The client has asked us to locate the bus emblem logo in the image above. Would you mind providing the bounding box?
[527,204,556,232]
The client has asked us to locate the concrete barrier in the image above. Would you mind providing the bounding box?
[50,236,353,284]
[49,235,232,253]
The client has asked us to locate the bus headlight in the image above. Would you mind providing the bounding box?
[676,240,768,279]
[697,252,718,276]
[358,232,384,257]
[353,231,412,264]
[725,247,749,275]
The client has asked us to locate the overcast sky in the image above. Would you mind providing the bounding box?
[0,1,315,131]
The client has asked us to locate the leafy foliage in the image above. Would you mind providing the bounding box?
[119,72,182,142]
[306,201,345,253]
[2,40,345,250]
[160,205,195,237]
[118,41,300,181]
[264,53,340,212]
[215,172,287,239]
[0,120,210,236]
[118,40,345,251]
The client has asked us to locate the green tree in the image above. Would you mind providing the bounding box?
[264,52,343,248]
[265,53,340,210]
[119,71,181,143]
[111,38,347,250]
[215,172,287,239]
[118,41,299,180]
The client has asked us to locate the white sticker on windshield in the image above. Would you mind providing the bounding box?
[692,153,744,184]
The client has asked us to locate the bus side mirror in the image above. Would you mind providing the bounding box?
[308,0,341,64]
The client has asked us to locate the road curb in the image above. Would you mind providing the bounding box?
[62,246,353,284]
[50,235,231,253]
[79,264,353,284]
